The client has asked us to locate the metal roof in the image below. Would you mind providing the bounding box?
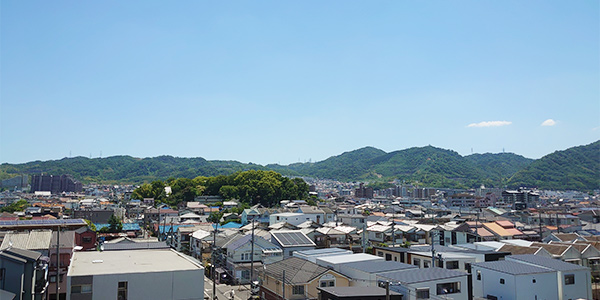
[473,260,553,275]
[318,286,401,297]
[342,260,417,273]
[508,254,590,272]
[378,267,467,284]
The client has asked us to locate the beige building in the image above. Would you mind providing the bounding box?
[260,257,350,300]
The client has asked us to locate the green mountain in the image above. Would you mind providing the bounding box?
[267,146,387,181]
[507,141,600,191]
[0,155,265,184]
[1,141,597,190]
[466,153,534,180]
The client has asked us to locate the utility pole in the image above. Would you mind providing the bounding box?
[385,281,390,300]
[539,210,543,241]
[56,224,60,299]
[282,270,286,300]
[212,223,218,300]
[431,213,435,267]
[391,207,395,247]
[250,218,255,285]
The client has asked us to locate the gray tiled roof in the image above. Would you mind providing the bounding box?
[378,267,466,284]
[265,257,333,284]
[342,260,417,274]
[318,286,401,297]
[473,260,553,275]
[508,254,590,272]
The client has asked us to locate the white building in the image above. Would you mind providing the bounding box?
[66,249,205,300]
[378,268,469,300]
[472,254,592,300]
[269,212,315,226]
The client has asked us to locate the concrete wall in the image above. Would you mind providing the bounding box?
[68,270,204,300]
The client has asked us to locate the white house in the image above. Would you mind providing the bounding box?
[473,254,592,300]
[378,268,469,300]
[269,212,316,227]
[225,234,282,283]
[67,249,205,300]
[507,254,592,300]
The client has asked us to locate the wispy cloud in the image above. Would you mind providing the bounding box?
[467,121,512,128]
[541,119,556,126]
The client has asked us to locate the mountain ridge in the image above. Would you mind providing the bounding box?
[1,141,598,190]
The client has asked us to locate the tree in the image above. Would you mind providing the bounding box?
[1,199,28,213]
[84,219,97,231]
[207,211,223,224]
[106,214,123,233]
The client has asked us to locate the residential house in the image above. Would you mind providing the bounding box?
[317,286,402,300]
[333,260,417,287]
[0,248,49,300]
[378,268,470,300]
[66,249,204,300]
[225,234,283,284]
[260,257,351,300]
[270,213,317,227]
[473,254,592,300]
[296,206,326,225]
[271,231,316,258]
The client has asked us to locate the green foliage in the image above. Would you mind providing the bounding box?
[101,214,122,233]
[132,170,309,208]
[508,141,600,191]
[306,199,317,206]
[1,199,28,213]
[207,211,223,224]
[84,219,97,231]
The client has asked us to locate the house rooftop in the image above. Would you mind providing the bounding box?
[378,267,466,284]
[318,286,401,297]
[508,254,590,272]
[473,260,554,275]
[68,249,203,277]
[342,260,417,274]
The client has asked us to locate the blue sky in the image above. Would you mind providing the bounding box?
[1,1,598,165]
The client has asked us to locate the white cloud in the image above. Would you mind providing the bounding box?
[541,119,556,126]
[467,121,512,128]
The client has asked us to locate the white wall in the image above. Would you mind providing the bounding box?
[80,270,204,300]
[558,269,592,300]
[472,266,558,300]
[386,276,469,300]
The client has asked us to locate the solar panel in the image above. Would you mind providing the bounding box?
[273,231,313,246]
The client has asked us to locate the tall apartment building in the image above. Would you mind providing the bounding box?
[355,183,374,199]
[502,188,539,207]
[30,174,82,194]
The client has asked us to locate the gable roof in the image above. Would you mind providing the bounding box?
[265,257,343,284]
[473,260,554,275]
[508,254,590,272]
[378,267,466,284]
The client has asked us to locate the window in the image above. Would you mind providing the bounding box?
[82,236,92,243]
[424,261,430,268]
[416,288,430,299]
[71,284,92,294]
[118,282,128,300]
[446,261,459,270]
[50,275,56,283]
[385,254,392,261]
[413,258,421,266]
[476,271,481,281]
[436,282,460,295]
[565,274,575,285]
[242,270,250,280]
[319,274,335,288]
[377,252,384,257]
[500,278,505,284]
[292,285,304,295]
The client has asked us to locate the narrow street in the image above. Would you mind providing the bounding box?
[204,275,253,300]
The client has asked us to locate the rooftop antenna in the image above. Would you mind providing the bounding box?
[471,148,473,154]
[69,151,72,158]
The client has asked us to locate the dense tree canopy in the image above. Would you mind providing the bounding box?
[131,170,309,208]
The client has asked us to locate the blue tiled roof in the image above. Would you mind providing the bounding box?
[95,223,141,231]
[213,222,242,229]
[159,224,193,234]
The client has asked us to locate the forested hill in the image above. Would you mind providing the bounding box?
[0,155,266,184]
[507,141,600,191]
[1,141,598,190]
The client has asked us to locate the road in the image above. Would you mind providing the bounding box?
[204,276,253,300]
